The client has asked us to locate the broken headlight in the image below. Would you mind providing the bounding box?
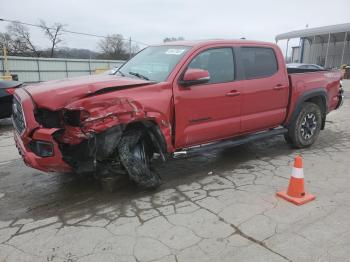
[29,140,54,157]
[35,109,61,128]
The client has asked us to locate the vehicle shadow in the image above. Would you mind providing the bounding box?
[0,127,348,222]
[0,118,13,133]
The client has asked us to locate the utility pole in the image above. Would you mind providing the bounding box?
[3,47,11,80]
[2,34,11,78]
[129,37,132,60]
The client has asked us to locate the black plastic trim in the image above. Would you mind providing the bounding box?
[179,127,287,156]
[287,88,328,128]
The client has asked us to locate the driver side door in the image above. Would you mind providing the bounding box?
[173,47,243,148]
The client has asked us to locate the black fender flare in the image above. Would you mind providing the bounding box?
[125,120,168,161]
[287,88,328,130]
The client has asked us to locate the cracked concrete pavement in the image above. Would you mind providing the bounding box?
[0,81,349,262]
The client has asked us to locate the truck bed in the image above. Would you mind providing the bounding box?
[285,69,342,124]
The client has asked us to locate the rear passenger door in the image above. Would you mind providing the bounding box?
[238,46,289,133]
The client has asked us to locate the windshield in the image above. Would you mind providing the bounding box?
[117,45,191,82]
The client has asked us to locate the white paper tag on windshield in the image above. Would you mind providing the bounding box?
[165,49,186,55]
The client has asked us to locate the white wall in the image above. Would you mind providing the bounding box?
[0,56,125,83]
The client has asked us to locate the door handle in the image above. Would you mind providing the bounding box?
[226,90,241,97]
[273,84,285,90]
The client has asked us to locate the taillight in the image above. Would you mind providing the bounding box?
[6,88,16,95]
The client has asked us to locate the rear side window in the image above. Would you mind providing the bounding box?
[240,47,278,79]
[188,48,234,83]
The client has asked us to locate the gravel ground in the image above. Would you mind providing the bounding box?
[0,80,349,262]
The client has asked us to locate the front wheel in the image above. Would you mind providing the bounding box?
[285,102,322,148]
[117,130,161,188]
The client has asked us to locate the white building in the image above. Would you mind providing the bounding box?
[276,23,350,68]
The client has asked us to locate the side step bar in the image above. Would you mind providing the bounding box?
[173,127,288,158]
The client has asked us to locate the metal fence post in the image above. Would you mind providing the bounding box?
[88,59,92,75]
[65,60,69,77]
[36,58,41,82]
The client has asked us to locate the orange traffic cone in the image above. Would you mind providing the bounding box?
[276,155,315,205]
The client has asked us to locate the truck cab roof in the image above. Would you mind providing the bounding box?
[158,39,277,48]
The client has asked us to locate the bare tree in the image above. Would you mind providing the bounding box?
[0,32,30,56]
[0,33,11,51]
[98,34,127,59]
[39,20,65,58]
[7,21,41,56]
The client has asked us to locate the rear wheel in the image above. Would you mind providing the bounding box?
[285,102,322,148]
[117,129,161,188]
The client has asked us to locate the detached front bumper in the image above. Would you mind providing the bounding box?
[14,128,72,173]
[13,88,72,173]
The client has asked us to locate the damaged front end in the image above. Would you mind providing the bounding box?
[58,125,125,176]
[13,74,172,190]
[27,96,168,180]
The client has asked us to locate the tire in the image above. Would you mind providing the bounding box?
[283,134,293,144]
[117,129,161,188]
[286,102,322,148]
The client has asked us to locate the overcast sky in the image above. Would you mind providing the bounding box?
[0,0,349,52]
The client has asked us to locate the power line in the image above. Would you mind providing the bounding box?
[0,18,149,46]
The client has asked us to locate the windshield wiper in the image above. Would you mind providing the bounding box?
[128,71,150,81]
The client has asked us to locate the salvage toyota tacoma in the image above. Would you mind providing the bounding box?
[13,40,343,188]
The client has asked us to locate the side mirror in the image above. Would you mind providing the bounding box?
[179,68,210,87]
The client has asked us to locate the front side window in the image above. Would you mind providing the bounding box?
[240,47,278,79]
[188,48,234,83]
[118,45,190,82]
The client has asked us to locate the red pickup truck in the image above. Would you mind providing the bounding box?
[13,40,343,188]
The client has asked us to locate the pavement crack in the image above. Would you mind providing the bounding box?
[176,187,292,262]
[3,243,43,259]
[226,220,291,262]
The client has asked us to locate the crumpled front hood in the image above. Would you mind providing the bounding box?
[24,74,152,110]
